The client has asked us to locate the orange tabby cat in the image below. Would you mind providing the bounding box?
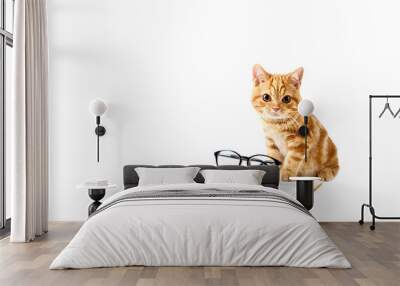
[251,64,339,181]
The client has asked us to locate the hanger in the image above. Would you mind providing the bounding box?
[394,107,400,118]
[379,97,395,118]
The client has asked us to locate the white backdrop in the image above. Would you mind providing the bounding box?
[48,0,400,221]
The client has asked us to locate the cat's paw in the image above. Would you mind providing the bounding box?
[280,169,291,181]
[317,168,339,181]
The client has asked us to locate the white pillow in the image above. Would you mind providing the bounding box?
[135,167,201,186]
[200,169,266,185]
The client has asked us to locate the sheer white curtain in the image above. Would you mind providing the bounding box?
[10,0,48,242]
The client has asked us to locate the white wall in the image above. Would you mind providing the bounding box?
[48,0,400,221]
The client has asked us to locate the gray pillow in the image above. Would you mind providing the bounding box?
[135,167,201,186]
[200,169,266,185]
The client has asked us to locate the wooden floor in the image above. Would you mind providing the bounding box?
[0,222,399,286]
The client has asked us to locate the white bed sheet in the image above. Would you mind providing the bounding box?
[50,183,350,269]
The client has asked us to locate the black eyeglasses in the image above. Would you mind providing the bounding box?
[214,150,281,166]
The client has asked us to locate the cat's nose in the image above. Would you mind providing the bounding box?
[272,107,280,112]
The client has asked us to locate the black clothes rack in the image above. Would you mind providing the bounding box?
[359,95,400,230]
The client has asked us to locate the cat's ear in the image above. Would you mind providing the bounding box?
[252,64,270,86]
[290,67,304,88]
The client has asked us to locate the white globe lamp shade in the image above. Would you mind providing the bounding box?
[89,99,107,116]
[298,99,314,116]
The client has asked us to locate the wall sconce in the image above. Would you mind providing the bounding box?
[298,99,314,162]
[89,99,107,162]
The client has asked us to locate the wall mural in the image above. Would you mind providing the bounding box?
[251,64,339,181]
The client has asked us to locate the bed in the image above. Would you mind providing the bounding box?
[50,165,350,269]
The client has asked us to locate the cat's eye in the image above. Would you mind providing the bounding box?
[282,95,291,104]
[262,94,271,102]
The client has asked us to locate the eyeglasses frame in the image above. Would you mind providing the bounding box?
[214,150,281,166]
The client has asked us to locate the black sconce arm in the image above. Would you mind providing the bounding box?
[298,116,309,162]
[94,116,106,162]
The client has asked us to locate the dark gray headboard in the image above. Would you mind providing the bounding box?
[123,165,280,189]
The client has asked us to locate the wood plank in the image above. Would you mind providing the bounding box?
[0,222,399,286]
